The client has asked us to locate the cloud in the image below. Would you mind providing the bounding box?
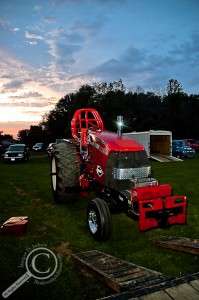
[0,18,10,31]
[25,31,44,40]
[88,46,177,81]
[0,50,61,104]
[169,31,199,66]
[0,102,46,108]
[52,0,126,5]
[10,91,43,99]
[33,5,41,11]
[12,27,20,32]
[26,41,37,46]
[71,15,108,37]
[0,19,20,34]
[47,27,84,43]
[46,39,81,66]
[84,33,199,91]
[1,80,25,92]
[43,16,55,24]
[88,47,147,78]
[44,26,85,79]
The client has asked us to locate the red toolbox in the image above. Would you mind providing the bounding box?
[1,216,28,235]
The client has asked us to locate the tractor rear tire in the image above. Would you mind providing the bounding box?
[87,198,112,242]
[51,142,80,203]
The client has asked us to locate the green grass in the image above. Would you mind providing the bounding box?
[1,153,199,299]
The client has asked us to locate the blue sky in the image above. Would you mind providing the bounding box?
[0,0,199,137]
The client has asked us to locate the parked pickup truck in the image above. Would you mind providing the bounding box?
[183,139,199,152]
[172,140,195,158]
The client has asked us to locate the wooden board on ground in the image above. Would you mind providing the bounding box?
[150,236,199,255]
[72,249,199,299]
[99,277,199,300]
[71,250,174,293]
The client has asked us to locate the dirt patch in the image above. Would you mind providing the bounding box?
[5,181,27,197]
[36,225,47,232]
[31,198,42,204]
[44,203,55,208]
[56,242,72,258]
[44,221,57,229]
[15,187,26,197]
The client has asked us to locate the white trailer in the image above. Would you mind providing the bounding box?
[124,130,181,162]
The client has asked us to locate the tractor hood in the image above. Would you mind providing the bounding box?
[89,130,145,154]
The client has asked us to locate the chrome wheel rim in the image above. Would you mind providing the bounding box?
[88,209,98,234]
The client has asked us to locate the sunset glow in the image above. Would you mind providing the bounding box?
[1,0,199,137]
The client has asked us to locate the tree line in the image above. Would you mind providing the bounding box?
[18,79,199,145]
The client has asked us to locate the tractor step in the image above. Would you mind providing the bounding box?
[71,250,174,293]
[151,236,199,255]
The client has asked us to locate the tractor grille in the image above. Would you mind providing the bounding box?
[113,166,151,180]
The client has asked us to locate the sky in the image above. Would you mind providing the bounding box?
[0,0,199,138]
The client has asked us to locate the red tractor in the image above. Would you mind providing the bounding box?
[51,108,187,241]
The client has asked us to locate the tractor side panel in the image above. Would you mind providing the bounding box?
[87,143,108,185]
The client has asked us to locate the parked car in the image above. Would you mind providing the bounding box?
[183,139,199,152]
[172,140,195,158]
[0,142,11,157]
[32,143,44,151]
[4,144,30,163]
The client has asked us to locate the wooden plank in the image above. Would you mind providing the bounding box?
[166,282,199,300]
[151,236,199,255]
[73,250,199,300]
[140,290,173,300]
[189,279,199,291]
[115,271,150,283]
[120,274,170,291]
[98,275,199,299]
[72,251,122,293]
[72,250,168,293]
[110,267,146,278]
[107,266,140,274]
[98,294,140,300]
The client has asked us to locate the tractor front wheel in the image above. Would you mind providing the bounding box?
[87,198,112,242]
